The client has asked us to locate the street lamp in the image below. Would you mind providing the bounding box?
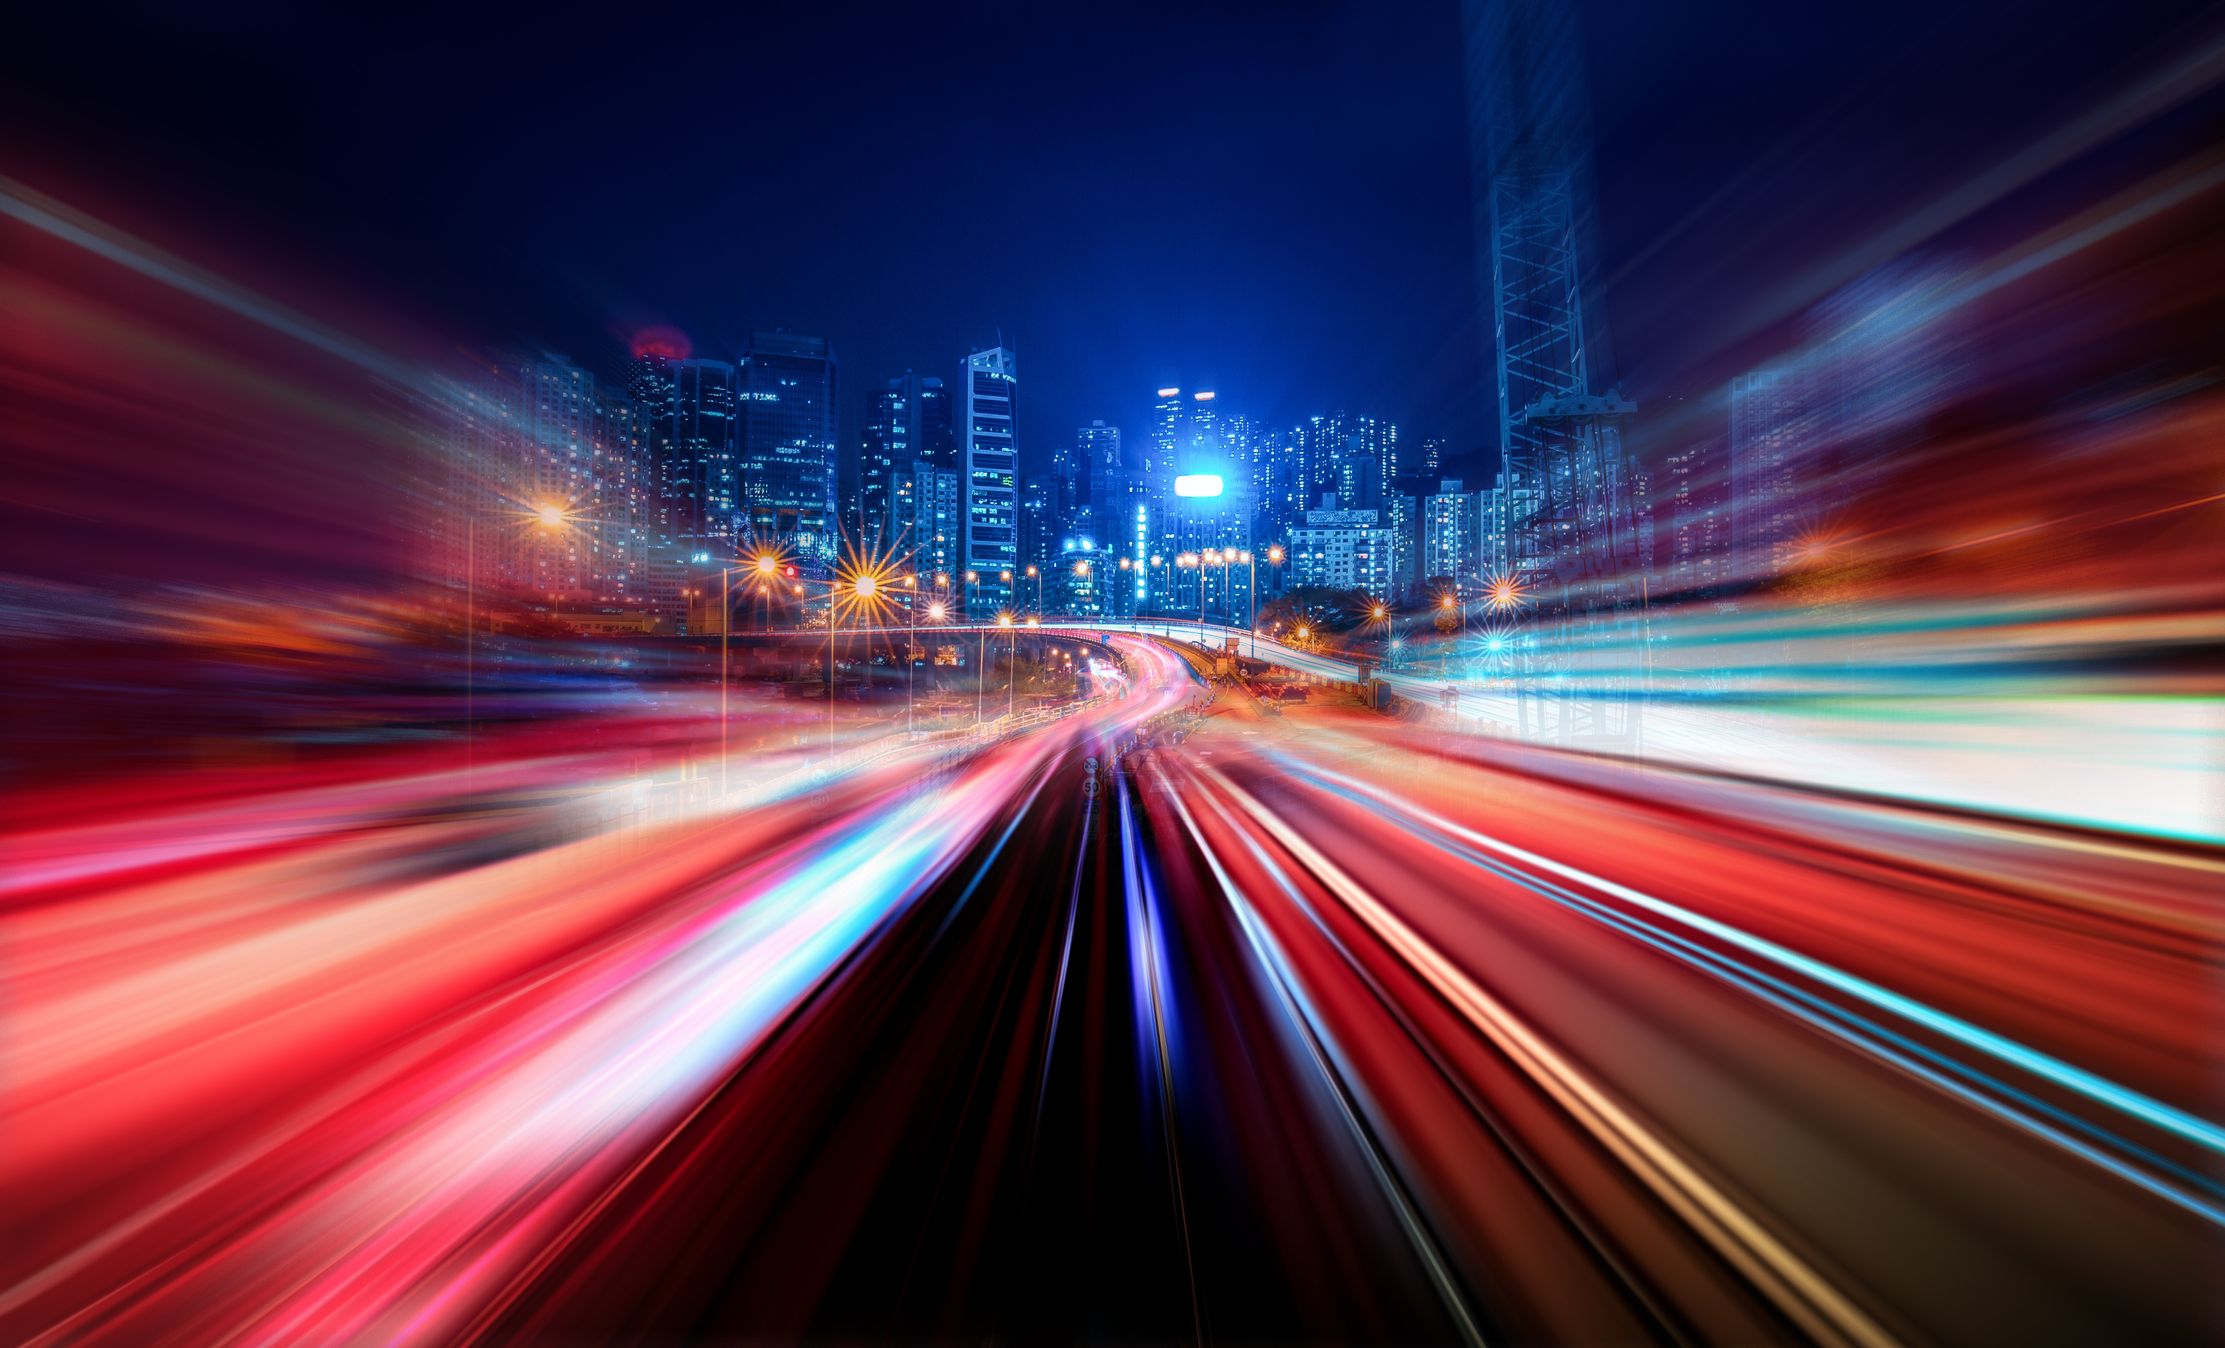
[1025,563,1040,615]
[1240,548,1258,658]
[1438,589,1460,675]
[983,610,1015,726]
[1176,552,1203,643]
[902,573,919,733]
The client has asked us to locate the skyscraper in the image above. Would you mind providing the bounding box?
[1077,420,1123,517]
[859,380,904,551]
[635,354,741,554]
[961,346,1019,612]
[1019,471,1058,580]
[859,370,950,553]
[739,333,838,564]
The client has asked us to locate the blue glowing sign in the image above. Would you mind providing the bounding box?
[1174,474,1224,498]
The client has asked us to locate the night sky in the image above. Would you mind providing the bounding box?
[4,0,2214,469]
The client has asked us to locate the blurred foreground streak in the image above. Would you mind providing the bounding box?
[3,39,2224,1348]
[2,645,2218,1344]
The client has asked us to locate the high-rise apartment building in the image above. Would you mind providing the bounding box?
[1421,479,1482,583]
[1289,496,1395,597]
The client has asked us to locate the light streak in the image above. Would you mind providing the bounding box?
[1277,757,2225,1159]
[1203,766,1901,1348]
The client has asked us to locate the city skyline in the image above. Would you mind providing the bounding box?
[3,3,2220,1344]
[11,1,2212,488]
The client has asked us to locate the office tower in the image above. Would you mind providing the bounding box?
[1050,423,1084,525]
[862,370,954,557]
[961,346,1020,612]
[1076,421,1122,515]
[634,354,740,553]
[1149,387,1185,490]
[1020,471,1058,579]
[916,372,956,471]
[858,379,905,550]
[738,333,838,564]
[1187,389,1221,456]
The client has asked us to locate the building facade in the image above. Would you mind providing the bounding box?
[739,333,838,565]
[1289,498,1396,597]
[961,346,1020,612]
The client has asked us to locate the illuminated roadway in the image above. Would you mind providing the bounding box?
[2,630,2215,1344]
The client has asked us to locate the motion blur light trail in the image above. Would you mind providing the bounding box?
[0,642,1198,1344]
[3,629,2218,1343]
[1127,698,2219,1344]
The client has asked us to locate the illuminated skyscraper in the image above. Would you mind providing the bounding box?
[858,380,904,550]
[635,354,740,553]
[1020,471,1057,578]
[1077,420,1123,516]
[739,333,838,563]
[860,370,950,551]
[961,346,1020,611]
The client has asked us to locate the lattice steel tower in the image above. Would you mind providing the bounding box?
[1466,0,1647,744]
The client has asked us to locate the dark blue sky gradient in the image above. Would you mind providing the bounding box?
[4,0,2214,470]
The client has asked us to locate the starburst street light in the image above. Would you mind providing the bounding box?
[1484,568,1528,612]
